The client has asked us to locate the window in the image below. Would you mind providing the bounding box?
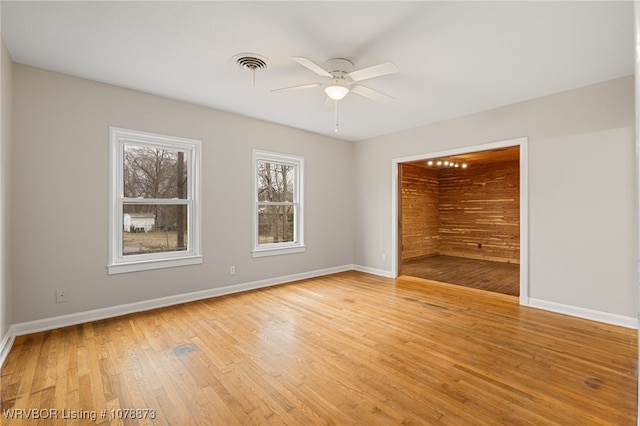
[108,127,202,274]
[252,150,305,257]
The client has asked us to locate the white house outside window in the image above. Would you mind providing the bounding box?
[252,150,305,257]
[108,127,202,274]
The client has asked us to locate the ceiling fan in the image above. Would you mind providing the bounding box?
[272,57,399,104]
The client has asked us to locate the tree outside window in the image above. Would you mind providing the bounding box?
[123,145,188,254]
[109,128,202,274]
[253,151,304,257]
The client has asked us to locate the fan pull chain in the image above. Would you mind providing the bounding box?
[334,100,339,133]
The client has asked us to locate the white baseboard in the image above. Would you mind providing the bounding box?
[0,328,16,369]
[527,298,638,329]
[352,264,395,278]
[0,264,354,369]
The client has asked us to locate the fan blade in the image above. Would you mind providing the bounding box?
[350,84,395,102]
[271,83,321,93]
[292,57,332,78]
[347,62,399,82]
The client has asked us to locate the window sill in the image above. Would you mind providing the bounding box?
[108,255,203,275]
[252,245,306,258]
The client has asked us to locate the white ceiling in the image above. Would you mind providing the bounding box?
[1,1,634,142]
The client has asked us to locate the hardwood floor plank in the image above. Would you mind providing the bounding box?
[402,254,520,296]
[11,335,42,413]
[1,271,636,425]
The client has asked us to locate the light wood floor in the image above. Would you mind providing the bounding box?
[402,255,520,296]
[1,272,637,425]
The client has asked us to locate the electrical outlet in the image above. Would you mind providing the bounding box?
[230,265,236,275]
[55,288,68,303]
[381,253,386,262]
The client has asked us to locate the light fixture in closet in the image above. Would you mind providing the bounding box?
[426,159,468,169]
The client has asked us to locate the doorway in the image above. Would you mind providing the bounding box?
[392,138,528,301]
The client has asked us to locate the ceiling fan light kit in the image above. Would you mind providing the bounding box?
[324,83,349,100]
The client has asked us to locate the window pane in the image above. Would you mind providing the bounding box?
[257,161,294,202]
[258,204,295,244]
[123,145,188,199]
[123,204,188,255]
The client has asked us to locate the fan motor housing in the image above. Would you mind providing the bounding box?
[323,58,354,78]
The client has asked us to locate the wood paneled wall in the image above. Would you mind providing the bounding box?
[400,164,440,261]
[439,160,520,263]
[400,160,520,263]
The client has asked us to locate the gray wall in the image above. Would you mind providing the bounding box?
[353,76,637,319]
[6,62,638,326]
[11,64,355,323]
[1,39,13,342]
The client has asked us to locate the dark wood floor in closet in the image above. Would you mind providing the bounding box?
[401,255,520,296]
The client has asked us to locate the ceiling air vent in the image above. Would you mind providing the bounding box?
[233,53,270,87]
[235,54,269,71]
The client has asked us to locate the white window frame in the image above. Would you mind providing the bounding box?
[108,127,202,274]
[252,150,305,257]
